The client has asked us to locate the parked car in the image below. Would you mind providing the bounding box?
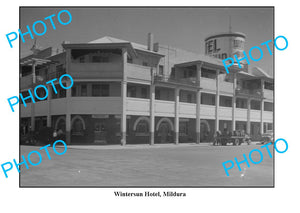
[213,130,251,146]
[20,131,38,145]
[261,130,274,144]
[20,127,66,146]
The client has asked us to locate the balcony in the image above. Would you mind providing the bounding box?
[154,75,199,87]
[69,62,123,79]
[263,111,273,122]
[155,100,175,117]
[20,70,67,89]
[48,70,66,80]
[20,75,33,89]
[235,88,262,99]
[179,102,196,118]
[200,78,216,91]
[126,97,150,115]
[127,63,152,82]
[220,81,233,94]
[264,89,273,100]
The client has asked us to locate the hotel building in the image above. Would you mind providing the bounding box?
[20,32,274,145]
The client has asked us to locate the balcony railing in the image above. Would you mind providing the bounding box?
[235,88,262,98]
[47,70,67,80]
[154,75,199,87]
[20,70,67,89]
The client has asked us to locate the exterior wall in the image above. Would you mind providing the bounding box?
[264,89,273,100]
[131,51,160,68]
[51,99,67,115]
[201,78,216,92]
[20,38,273,144]
[179,103,196,118]
[263,111,273,123]
[126,98,150,116]
[180,90,196,103]
[72,82,121,97]
[69,62,122,79]
[200,105,216,119]
[34,101,48,116]
[155,87,175,101]
[70,97,122,114]
[21,75,34,90]
[127,63,152,82]
[219,81,234,95]
[20,103,32,117]
[155,100,175,117]
[236,108,248,121]
[250,110,261,122]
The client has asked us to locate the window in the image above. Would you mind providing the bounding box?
[179,121,189,136]
[159,65,164,75]
[236,98,247,109]
[20,91,32,104]
[233,39,244,49]
[141,87,147,99]
[170,67,175,78]
[201,93,215,105]
[79,56,85,63]
[155,90,161,100]
[100,84,109,96]
[59,88,66,98]
[184,69,195,78]
[52,87,58,99]
[267,123,273,130]
[187,94,192,103]
[72,86,77,97]
[72,119,84,136]
[92,84,109,96]
[35,87,47,101]
[264,102,273,112]
[92,84,101,96]
[142,62,148,67]
[136,120,149,136]
[251,100,261,110]
[264,81,274,90]
[184,70,187,78]
[92,56,109,63]
[81,84,87,96]
[180,90,196,103]
[21,65,32,77]
[201,68,216,79]
[220,96,232,107]
[127,85,137,97]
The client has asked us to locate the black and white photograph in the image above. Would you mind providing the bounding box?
[3,1,300,212]
[18,7,274,187]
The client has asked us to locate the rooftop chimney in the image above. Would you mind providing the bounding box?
[153,42,159,52]
[147,33,153,51]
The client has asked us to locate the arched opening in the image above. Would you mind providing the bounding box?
[55,116,66,131]
[156,118,174,143]
[71,115,86,136]
[133,116,150,136]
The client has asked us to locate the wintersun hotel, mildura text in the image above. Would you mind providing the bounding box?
[114,191,186,197]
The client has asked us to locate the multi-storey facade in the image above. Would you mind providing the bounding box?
[20,33,274,145]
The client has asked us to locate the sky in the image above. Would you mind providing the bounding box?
[20,7,274,76]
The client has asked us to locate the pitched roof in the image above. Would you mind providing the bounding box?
[89,36,159,55]
[251,67,273,79]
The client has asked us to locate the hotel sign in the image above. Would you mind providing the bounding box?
[205,34,245,60]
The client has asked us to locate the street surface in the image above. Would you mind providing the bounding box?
[20,143,273,187]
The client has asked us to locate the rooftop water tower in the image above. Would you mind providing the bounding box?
[204,19,247,70]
